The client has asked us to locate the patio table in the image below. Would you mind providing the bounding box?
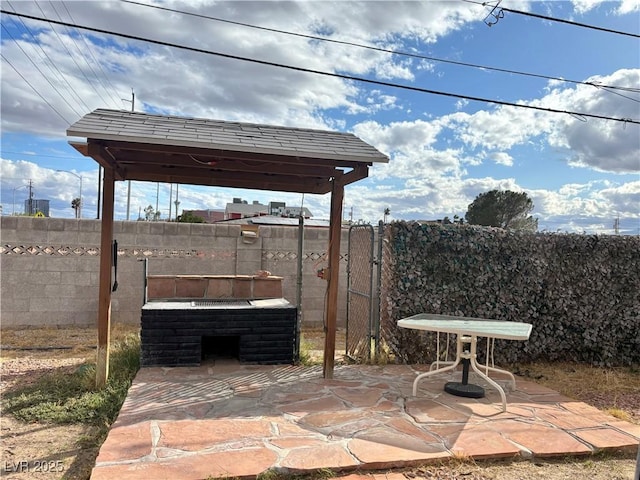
[398,313,532,412]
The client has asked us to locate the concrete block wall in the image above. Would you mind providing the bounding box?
[0,217,348,328]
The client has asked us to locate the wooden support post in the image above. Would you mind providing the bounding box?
[323,175,344,379]
[96,167,115,388]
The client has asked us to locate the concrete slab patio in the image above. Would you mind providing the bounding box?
[90,362,640,480]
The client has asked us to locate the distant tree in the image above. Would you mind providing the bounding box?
[143,205,159,221]
[465,190,537,231]
[71,197,81,219]
[177,211,205,223]
[383,207,390,224]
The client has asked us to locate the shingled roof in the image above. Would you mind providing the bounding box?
[67,109,388,194]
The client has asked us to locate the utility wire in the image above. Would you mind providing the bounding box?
[5,0,91,113]
[48,0,120,108]
[0,23,84,118]
[61,1,123,108]
[2,9,638,125]
[121,0,638,96]
[464,0,640,38]
[2,151,85,159]
[32,0,111,107]
[1,53,71,124]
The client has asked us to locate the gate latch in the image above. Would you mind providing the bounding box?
[317,267,330,280]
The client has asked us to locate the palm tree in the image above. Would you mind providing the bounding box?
[71,197,81,219]
[383,207,390,224]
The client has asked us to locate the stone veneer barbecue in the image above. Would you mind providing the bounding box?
[141,275,297,366]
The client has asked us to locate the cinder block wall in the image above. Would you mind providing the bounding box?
[0,217,348,329]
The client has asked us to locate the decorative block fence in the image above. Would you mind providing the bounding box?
[0,216,346,329]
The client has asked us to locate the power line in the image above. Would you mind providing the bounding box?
[47,0,118,106]
[32,0,111,107]
[499,4,640,39]
[60,0,124,107]
[0,23,84,118]
[2,8,638,126]
[120,0,639,97]
[1,151,85,160]
[1,53,71,124]
[4,0,91,114]
[464,0,640,38]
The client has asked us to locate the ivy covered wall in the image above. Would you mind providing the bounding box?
[381,221,640,366]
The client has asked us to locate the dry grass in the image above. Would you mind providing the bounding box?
[511,361,640,423]
[0,324,139,359]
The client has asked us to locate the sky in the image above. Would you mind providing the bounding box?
[1,0,638,234]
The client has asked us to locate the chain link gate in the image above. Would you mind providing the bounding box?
[346,224,376,361]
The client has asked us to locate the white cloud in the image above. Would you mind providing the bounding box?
[489,152,514,166]
[571,0,640,14]
[541,69,640,173]
[1,0,638,235]
[1,0,484,138]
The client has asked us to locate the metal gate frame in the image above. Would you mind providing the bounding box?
[346,224,375,361]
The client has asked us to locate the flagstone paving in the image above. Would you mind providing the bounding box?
[90,362,639,480]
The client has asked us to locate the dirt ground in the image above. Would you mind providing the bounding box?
[0,327,638,480]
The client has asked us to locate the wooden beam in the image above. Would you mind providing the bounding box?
[120,168,333,194]
[68,141,89,156]
[83,142,112,170]
[96,139,370,169]
[96,168,115,389]
[88,142,126,180]
[341,164,369,186]
[114,151,339,178]
[323,173,345,379]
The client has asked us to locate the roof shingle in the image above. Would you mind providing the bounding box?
[68,109,388,164]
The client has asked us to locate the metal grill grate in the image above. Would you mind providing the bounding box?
[190,300,251,307]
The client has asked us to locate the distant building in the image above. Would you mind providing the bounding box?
[181,209,224,223]
[269,201,312,218]
[25,199,50,217]
[225,198,268,220]
[181,198,314,224]
[268,201,286,216]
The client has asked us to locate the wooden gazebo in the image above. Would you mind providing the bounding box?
[67,109,388,387]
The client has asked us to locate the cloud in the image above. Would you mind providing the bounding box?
[1,1,637,235]
[433,68,639,174]
[571,0,640,14]
[489,152,514,166]
[1,0,484,138]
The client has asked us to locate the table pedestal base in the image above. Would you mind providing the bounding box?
[444,381,485,398]
[444,357,485,398]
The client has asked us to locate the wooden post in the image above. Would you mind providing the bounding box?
[96,167,115,388]
[323,175,344,379]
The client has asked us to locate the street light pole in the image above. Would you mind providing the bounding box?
[12,185,29,215]
[56,170,83,219]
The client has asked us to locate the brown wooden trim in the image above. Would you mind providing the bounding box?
[123,169,332,194]
[111,151,340,178]
[341,164,369,185]
[96,168,115,389]
[93,139,372,169]
[323,173,345,379]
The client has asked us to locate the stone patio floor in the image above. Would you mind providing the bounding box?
[90,362,640,480]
